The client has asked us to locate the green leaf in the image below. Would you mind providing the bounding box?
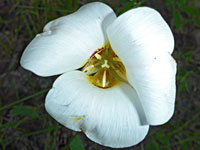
[172,9,188,29]
[0,88,49,111]
[158,136,170,146]
[69,135,84,150]
[177,68,190,93]
[181,50,194,63]
[146,140,159,150]
[175,135,189,150]
[135,0,146,7]
[73,0,79,10]
[165,0,176,6]
[176,0,187,7]
[121,0,136,14]
[181,6,200,17]
[194,18,200,28]
[6,126,54,142]
[0,16,3,24]
[0,114,47,130]
[0,120,21,129]
[64,0,73,10]
[10,106,39,118]
[20,11,34,38]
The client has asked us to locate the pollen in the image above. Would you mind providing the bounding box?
[81,43,127,89]
[76,117,82,122]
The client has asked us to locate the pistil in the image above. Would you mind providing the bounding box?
[101,60,110,68]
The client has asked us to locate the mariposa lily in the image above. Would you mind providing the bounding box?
[20,2,176,148]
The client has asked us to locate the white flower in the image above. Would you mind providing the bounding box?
[20,2,177,148]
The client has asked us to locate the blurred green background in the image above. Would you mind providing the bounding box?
[0,0,200,149]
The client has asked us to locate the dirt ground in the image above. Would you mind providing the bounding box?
[0,0,200,150]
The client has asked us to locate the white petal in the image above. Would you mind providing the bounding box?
[113,49,176,125]
[20,2,116,77]
[45,71,149,148]
[107,7,176,125]
[128,52,176,125]
[107,7,174,54]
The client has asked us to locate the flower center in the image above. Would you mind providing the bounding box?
[81,43,127,89]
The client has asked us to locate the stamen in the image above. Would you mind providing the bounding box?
[83,65,94,72]
[81,43,127,89]
[113,57,121,62]
[94,53,102,60]
[101,60,110,68]
[102,70,107,88]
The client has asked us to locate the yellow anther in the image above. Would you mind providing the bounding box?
[83,65,94,72]
[113,57,121,62]
[101,60,110,68]
[94,53,102,60]
[76,117,82,122]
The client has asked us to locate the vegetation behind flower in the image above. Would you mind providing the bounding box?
[0,0,199,149]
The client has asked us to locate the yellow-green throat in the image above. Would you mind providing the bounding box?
[81,43,128,89]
